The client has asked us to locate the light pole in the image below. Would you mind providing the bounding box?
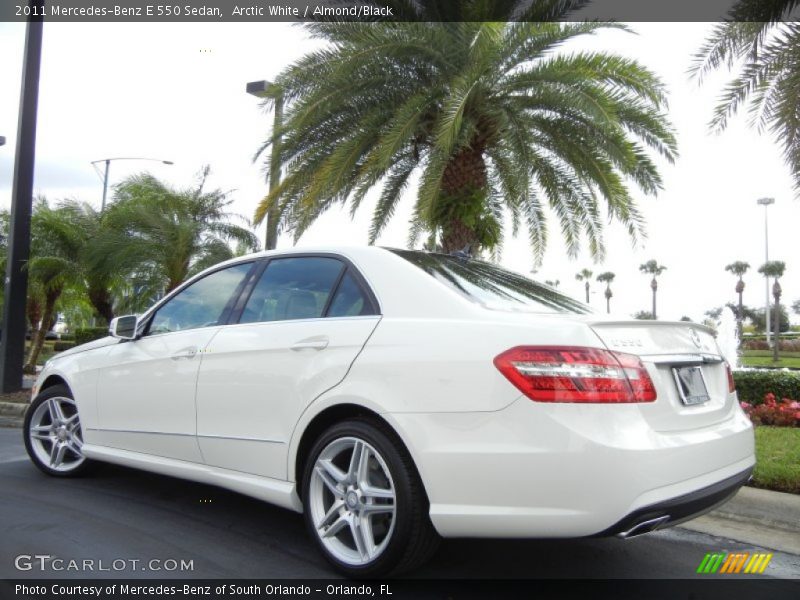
[247,79,283,250]
[91,157,174,211]
[757,197,775,345]
[0,0,44,393]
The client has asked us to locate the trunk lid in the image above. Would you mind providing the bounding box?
[589,320,734,432]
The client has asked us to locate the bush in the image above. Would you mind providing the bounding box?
[734,370,800,404]
[59,333,75,342]
[742,338,800,351]
[53,341,75,352]
[74,327,109,346]
[741,394,800,427]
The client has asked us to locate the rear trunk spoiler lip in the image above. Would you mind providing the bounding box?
[588,320,717,337]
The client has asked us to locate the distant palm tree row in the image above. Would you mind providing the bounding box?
[0,167,259,372]
[725,260,788,361]
[571,261,665,316]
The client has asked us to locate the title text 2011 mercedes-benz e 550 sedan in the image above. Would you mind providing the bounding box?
[25,247,754,576]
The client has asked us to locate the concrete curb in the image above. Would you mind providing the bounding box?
[678,487,800,555]
[712,486,800,533]
[0,401,28,418]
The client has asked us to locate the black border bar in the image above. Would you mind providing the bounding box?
[3,0,800,23]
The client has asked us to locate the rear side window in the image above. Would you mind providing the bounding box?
[389,249,590,314]
[240,257,343,323]
[328,271,372,317]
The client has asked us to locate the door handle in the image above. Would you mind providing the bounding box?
[291,337,329,351]
[171,346,198,360]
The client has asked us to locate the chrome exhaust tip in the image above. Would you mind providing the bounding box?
[617,515,671,539]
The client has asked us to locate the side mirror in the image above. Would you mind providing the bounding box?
[109,315,138,340]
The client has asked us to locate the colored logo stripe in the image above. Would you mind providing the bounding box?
[697,552,772,574]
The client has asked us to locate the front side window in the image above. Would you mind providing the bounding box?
[240,257,345,323]
[148,262,253,335]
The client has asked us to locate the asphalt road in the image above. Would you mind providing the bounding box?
[1,427,798,580]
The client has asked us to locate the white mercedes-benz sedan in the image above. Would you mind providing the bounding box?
[25,246,755,576]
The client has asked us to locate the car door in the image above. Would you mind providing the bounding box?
[93,261,255,462]
[195,255,381,479]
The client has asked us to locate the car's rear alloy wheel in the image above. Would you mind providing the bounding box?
[24,385,90,477]
[302,420,439,577]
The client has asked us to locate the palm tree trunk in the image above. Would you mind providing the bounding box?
[585,282,590,304]
[89,285,114,325]
[25,288,61,374]
[439,147,488,253]
[651,278,658,320]
[737,292,744,342]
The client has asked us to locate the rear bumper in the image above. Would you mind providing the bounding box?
[594,467,753,538]
[386,397,755,538]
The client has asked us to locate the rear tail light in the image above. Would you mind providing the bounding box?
[493,346,657,403]
[725,362,736,394]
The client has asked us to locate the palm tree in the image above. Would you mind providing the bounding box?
[254,9,677,260]
[24,200,86,372]
[91,167,260,296]
[725,261,750,341]
[691,1,800,192]
[758,260,787,362]
[596,271,615,314]
[575,269,593,304]
[639,260,667,320]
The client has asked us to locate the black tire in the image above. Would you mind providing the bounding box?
[23,384,93,477]
[301,418,439,577]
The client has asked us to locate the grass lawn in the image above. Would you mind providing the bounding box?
[740,350,800,369]
[751,426,800,494]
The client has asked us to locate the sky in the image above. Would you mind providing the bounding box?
[0,21,798,323]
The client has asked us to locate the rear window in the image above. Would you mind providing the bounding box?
[388,249,591,314]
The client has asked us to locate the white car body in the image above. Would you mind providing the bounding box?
[32,246,754,542]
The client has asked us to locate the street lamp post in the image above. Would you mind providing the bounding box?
[91,157,174,211]
[757,197,775,345]
[0,0,44,393]
[247,79,283,251]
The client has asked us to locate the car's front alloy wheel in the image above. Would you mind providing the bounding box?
[302,419,439,577]
[24,385,90,477]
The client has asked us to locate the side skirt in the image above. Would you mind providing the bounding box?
[81,443,303,513]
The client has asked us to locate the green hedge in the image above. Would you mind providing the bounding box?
[74,327,109,346]
[53,341,75,352]
[734,370,800,404]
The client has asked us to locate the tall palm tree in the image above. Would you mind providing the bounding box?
[691,1,800,193]
[596,271,615,314]
[254,8,677,260]
[91,167,259,296]
[639,260,667,320]
[24,200,86,372]
[758,260,787,362]
[725,261,750,341]
[575,269,593,304]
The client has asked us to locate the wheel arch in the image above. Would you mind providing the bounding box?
[39,374,71,394]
